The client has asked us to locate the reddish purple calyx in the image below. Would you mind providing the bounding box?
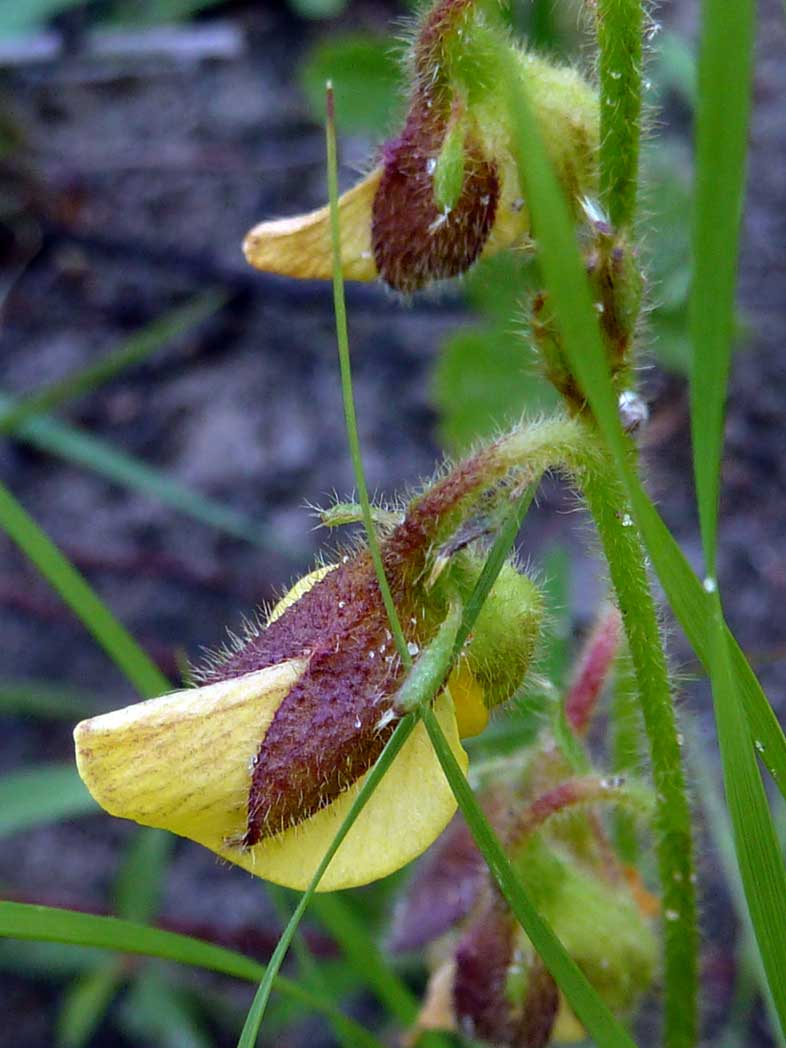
[372,113,499,293]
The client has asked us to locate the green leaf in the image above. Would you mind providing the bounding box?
[690,724,786,1047]
[0,765,96,838]
[704,597,786,1040]
[434,326,557,450]
[300,35,402,135]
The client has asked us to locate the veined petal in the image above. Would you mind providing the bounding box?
[243,168,380,282]
[74,666,466,892]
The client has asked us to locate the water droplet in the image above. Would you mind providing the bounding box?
[755,739,765,753]
[702,576,717,593]
[618,389,649,432]
[610,70,622,80]
[665,909,680,922]
[426,157,437,175]
[621,513,633,527]
[354,717,362,729]
[338,600,346,609]
[368,651,375,659]
[407,641,420,657]
[677,732,684,746]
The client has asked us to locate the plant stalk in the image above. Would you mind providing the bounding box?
[581,440,698,1048]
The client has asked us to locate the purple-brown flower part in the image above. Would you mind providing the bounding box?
[371,116,499,293]
[454,895,558,1047]
[388,812,486,954]
[203,441,499,845]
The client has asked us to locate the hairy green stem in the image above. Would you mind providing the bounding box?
[596,0,644,230]
[581,442,698,1048]
[611,650,642,864]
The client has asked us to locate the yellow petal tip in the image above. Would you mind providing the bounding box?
[243,167,382,283]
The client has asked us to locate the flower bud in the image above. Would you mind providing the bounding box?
[244,0,599,293]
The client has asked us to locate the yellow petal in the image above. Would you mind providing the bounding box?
[243,168,381,282]
[75,660,307,845]
[75,664,467,892]
[447,661,489,739]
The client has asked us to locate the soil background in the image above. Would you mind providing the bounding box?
[0,0,784,1045]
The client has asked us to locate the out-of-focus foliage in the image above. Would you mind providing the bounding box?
[299,35,403,136]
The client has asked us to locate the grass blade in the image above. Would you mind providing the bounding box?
[0,479,169,697]
[502,32,786,1045]
[0,901,381,1042]
[0,765,95,837]
[325,81,410,667]
[690,0,754,575]
[57,961,124,1048]
[0,392,292,556]
[0,680,102,720]
[690,723,786,1047]
[704,598,786,1038]
[309,893,418,1024]
[114,830,173,925]
[0,291,226,438]
[421,705,637,1048]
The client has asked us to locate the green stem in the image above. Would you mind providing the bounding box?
[596,0,643,230]
[610,649,642,864]
[581,441,698,1048]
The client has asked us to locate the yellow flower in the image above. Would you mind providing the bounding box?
[74,659,465,893]
[244,1,598,294]
[74,421,544,893]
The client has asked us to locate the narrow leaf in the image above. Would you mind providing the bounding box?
[0,480,168,697]
[0,765,95,838]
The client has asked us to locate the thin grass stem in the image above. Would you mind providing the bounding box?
[325,82,410,669]
[236,715,417,1048]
